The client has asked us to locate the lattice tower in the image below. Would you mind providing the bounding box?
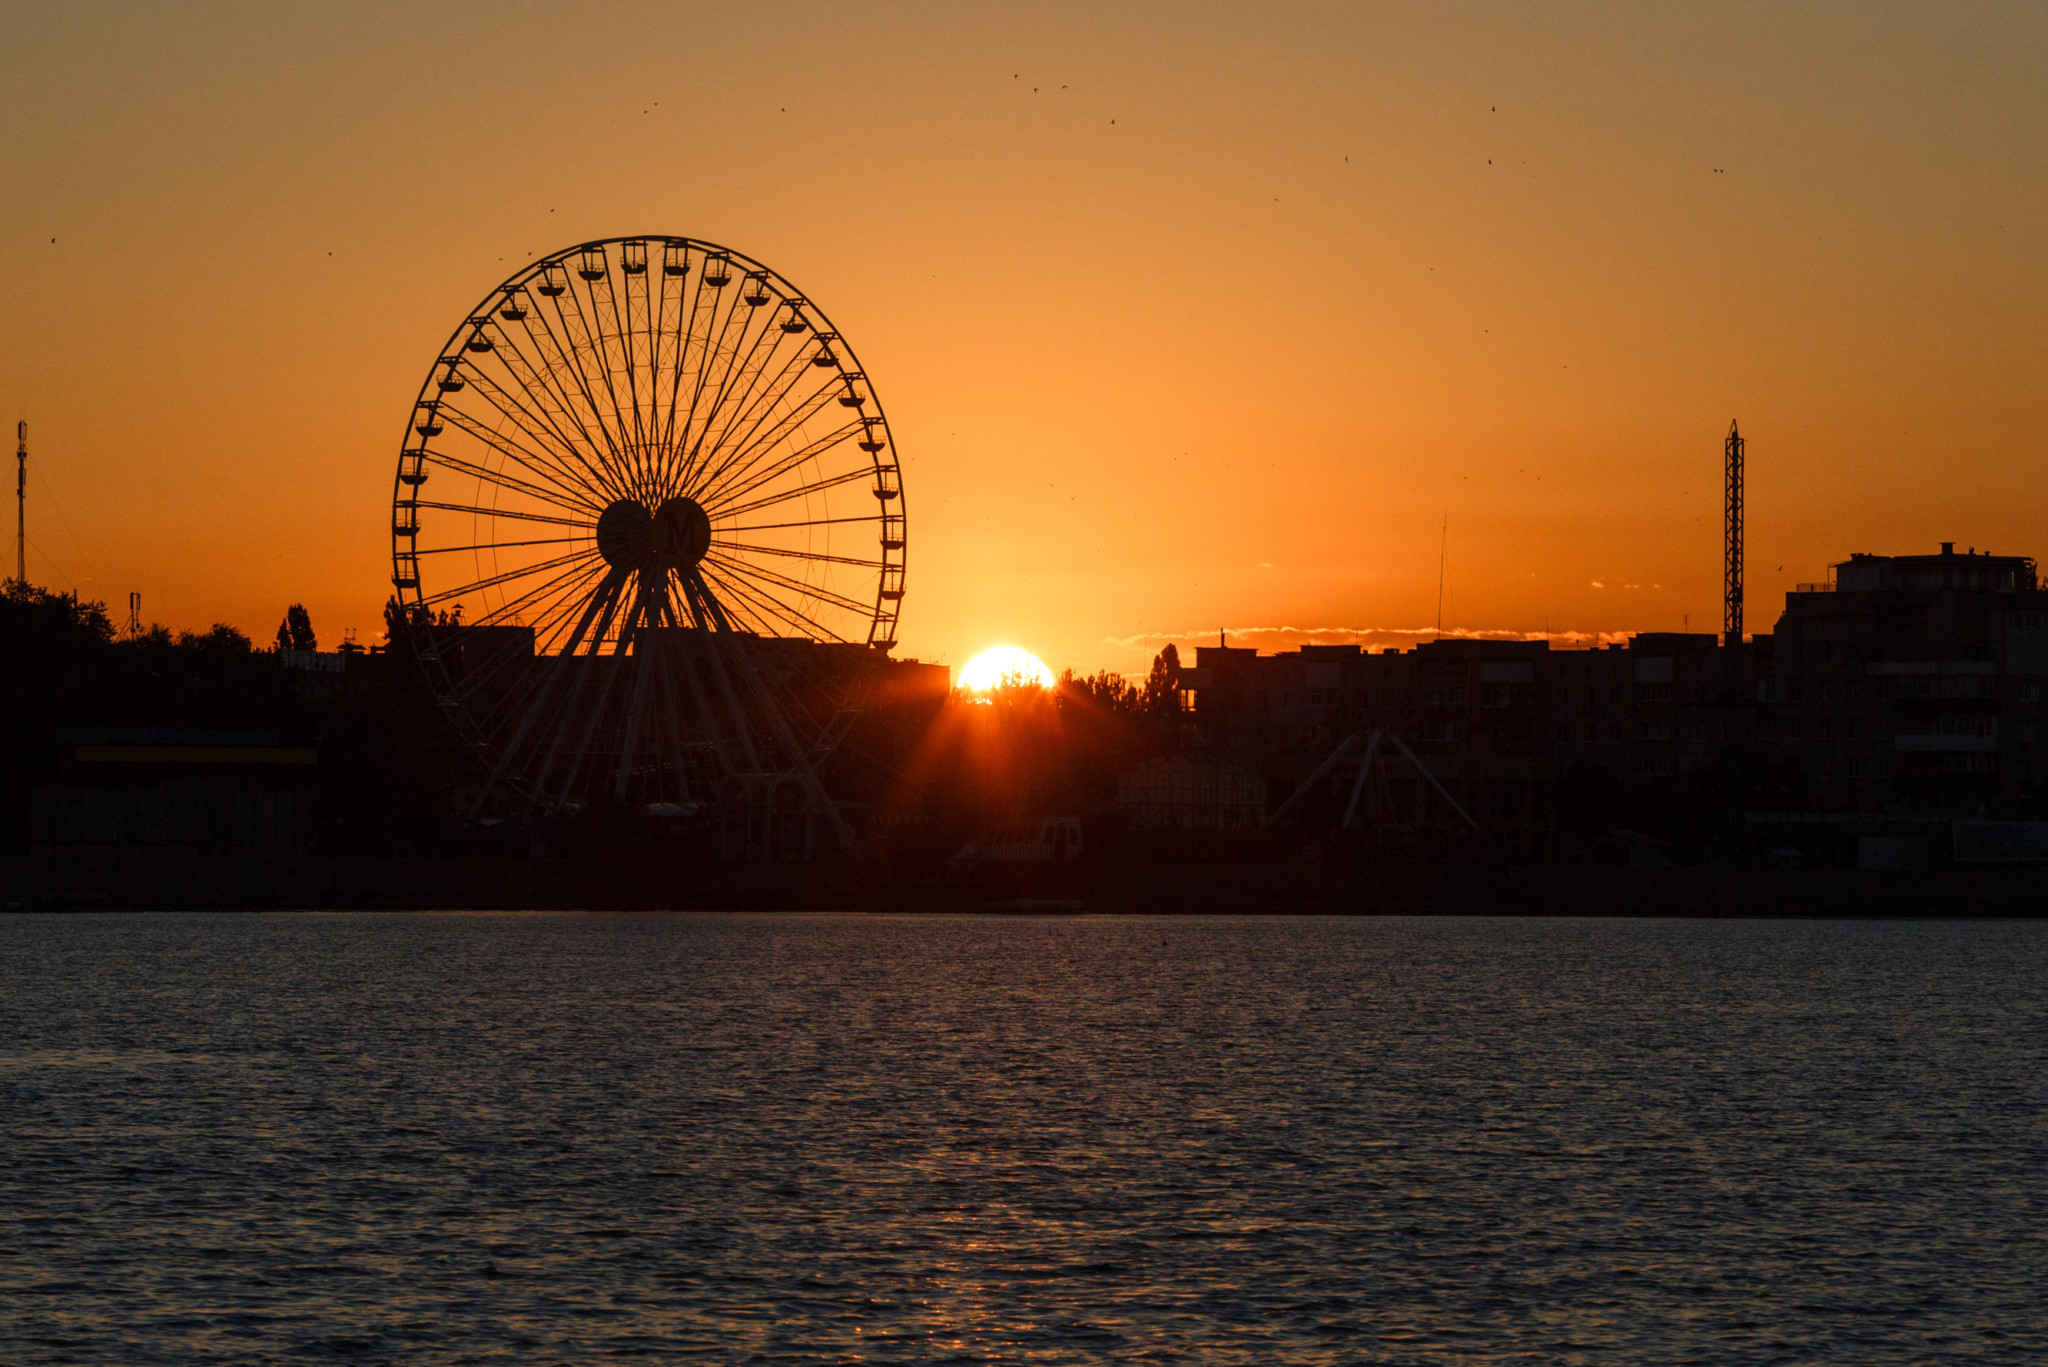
[1724,419,1744,646]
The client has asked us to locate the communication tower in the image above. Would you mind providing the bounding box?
[1723,419,1743,646]
[13,420,23,585]
[127,592,142,638]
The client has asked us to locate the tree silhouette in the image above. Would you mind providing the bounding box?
[1141,643,1182,717]
[176,623,253,654]
[1059,668,1141,716]
[2,579,114,647]
[286,606,317,655]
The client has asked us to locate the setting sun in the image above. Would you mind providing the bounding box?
[958,645,1057,694]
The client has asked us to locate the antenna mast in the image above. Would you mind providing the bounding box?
[1723,419,1744,646]
[14,420,24,586]
[1436,513,1447,637]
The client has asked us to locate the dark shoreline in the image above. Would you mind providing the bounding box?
[5,853,2046,917]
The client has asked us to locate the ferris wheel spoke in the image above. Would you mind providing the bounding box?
[698,561,840,642]
[553,590,647,804]
[711,540,885,569]
[672,282,752,488]
[683,348,838,497]
[420,446,605,520]
[703,551,870,627]
[429,407,610,514]
[679,306,787,492]
[414,500,594,531]
[502,307,639,493]
[449,341,616,487]
[692,283,765,453]
[451,362,626,506]
[657,265,713,468]
[468,563,624,792]
[646,626,704,805]
[631,263,671,468]
[531,284,633,475]
[528,571,617,655]
[479,305,624,470]
[523,588,629,808]
[454,569,606,710]
[680,578,765,769]
[494,567,629,792]
[634,265,662,448]
[690,398,854,516]
[560,272,642,493]
[598,267,649,462]
[414,535,592,558]
[614,586,667,799]
[624,267,666,479]
[639,263,670,444]
[695,603,853,842]
[469,554,607,633]
[683,563,777,637]
[684,348,827,498]
[652,269,694,461]
[420,546,602,607]
[700,421,867,517]
[707,463,874,522]
[586,264,659,499]
[726,513,884,533]
[443,572,608,708]
[708,552,875,620]
[431,564,605,659]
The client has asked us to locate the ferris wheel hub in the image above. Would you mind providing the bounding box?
[596,496,711,570]
[653,496,712,567]
[595,499,653,570]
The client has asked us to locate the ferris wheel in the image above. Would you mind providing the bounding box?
[390,236,905,840]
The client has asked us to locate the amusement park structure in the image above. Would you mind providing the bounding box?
[390,236,906,856]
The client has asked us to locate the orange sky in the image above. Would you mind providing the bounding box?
[4,1,2043,678]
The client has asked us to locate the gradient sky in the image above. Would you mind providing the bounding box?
[4,0,2043,677]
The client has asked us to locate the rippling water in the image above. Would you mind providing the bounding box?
[2,912,2042,1363]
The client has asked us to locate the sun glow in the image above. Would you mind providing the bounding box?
[959,645,1057,694]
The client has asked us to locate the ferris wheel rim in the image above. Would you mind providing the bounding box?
[389,234,906,659]
[385,234,906,819]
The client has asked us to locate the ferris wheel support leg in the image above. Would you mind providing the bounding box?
[533,572,636,812]
[614,582,669,800]
[481,566,623,817]
[646,609,701,809]
[701,599,859,855]
[680,573,764,773]
[495,565,622,811]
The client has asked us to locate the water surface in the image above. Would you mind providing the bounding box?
[2,913,2042,1363]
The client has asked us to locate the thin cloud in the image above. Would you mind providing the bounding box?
[1590,579,1606,589]
[1105,624,1638,651]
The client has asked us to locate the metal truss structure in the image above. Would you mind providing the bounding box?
[389,236,906,847]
